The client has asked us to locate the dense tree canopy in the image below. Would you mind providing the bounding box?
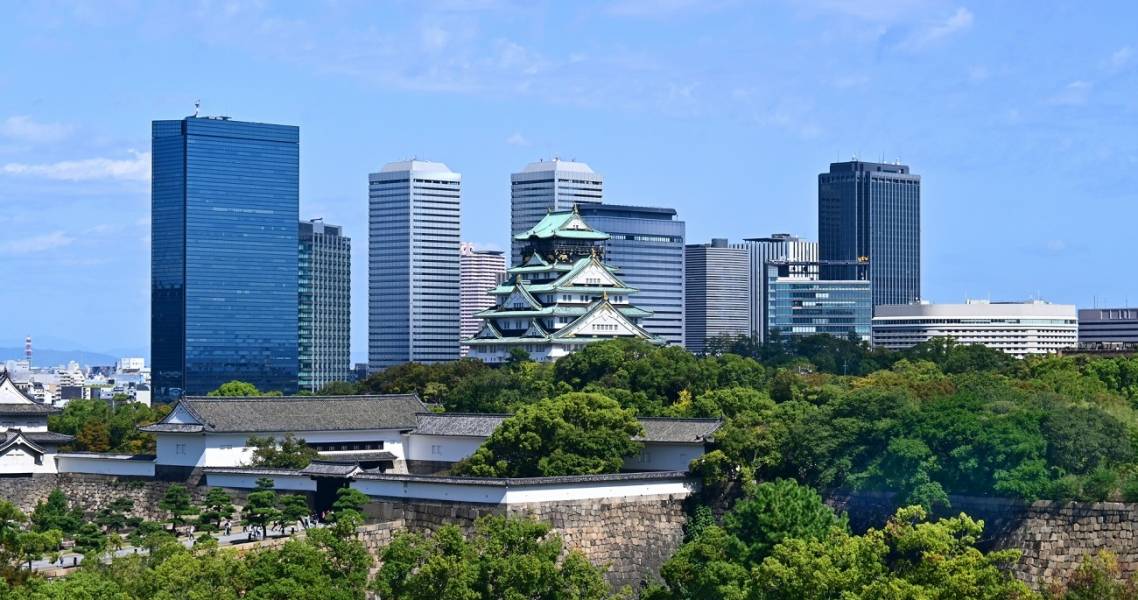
[374,515,623,600]
[452,392,643,477]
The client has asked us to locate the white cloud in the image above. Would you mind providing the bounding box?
[1106,46,1134,71]
[1048,80,1092,106]
[0,230,74,255]
[899,7,973,50]
[2,150,150,181]
[0,116,73,143]
[420,24,450,51]
[505,132,530,146]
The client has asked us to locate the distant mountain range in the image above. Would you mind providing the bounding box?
[0,347,120,368]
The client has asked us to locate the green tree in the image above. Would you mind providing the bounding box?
[315,380,359,396]
[30,490,81,536]
[279,495,310,532]
[199,488,235,531]
[453,392,643,477]
[723,479,847,565]
[158,484,196,530]
[207,380,269,397]
[329,487,369,524]
[242,478,282,537]
[246,433,319,469]
[74,420,112,452]
[374,515,621,600]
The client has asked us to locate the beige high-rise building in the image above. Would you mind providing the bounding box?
[459,243,506,357]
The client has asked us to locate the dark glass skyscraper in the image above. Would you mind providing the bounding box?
[818,160,920,307]
[151,116,299,400]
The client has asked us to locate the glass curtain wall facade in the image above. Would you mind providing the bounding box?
[684,239,751,354]
[578,204,686,346]
[510,159,602,265]
[299,219,351,392]
[151,117,299,400]
[369,160,461,371]
[765,261,872,343]
[819,161,920,307]
[733,234,818,342]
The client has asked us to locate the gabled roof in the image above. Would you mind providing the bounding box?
[0,430,48,455]
[514,209,610,241]
[491,256,637,295]
[521,319,550,339]
[473,320,503,340]
[140,395,427,434]
[500,279,542,310]
[0,375,56,415]
[552,298,657,341]
[413,412,721,443]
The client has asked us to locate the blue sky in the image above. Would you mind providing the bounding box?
[1,0,1136,361]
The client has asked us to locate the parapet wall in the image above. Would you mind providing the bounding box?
[830,491,1138,589]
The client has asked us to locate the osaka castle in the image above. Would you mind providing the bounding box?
[465,207,663,363]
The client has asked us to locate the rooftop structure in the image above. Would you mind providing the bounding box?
[466,208,662,363]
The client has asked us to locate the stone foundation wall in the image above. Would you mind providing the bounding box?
[362,493,689,590]
[830,491,1138,590]
[0,473,262,522]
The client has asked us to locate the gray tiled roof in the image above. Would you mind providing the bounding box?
[635,417,722,443]
[301,462,363,476]
[138,423,204,433]
[0,430,74,447]
[316,451,397,463]
[144,395,426,434]
[414,413,508,437]
[0,404,60,415]
[413,412,721,443]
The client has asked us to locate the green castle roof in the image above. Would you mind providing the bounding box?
[514,209,610,241]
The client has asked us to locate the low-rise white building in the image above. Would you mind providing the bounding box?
[140,394,426,477]
[872,300,1079,358]
[0,374,73,474]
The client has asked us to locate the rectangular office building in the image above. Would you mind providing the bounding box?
[299,219,351,392]
[734,234,819,342]
[151,116,299,400]
[1078,308,1138,348]
[819,160,920,307]
[684,239,751,354]
[369,160,461,370]
[578,204,686,346]
[765,261,872,343]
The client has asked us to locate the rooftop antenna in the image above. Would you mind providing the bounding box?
[193,100,200,118]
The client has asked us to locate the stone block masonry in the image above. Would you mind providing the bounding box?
[361,493,689,591]
[830,491,1138,590]
[0,473,259,522]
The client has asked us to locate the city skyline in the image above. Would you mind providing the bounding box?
[3,2,1138,359]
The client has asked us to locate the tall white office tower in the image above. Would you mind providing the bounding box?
[459,243,506,357]
[368,160,461,371]
[733,234,819,341]
[510,158,603,265]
